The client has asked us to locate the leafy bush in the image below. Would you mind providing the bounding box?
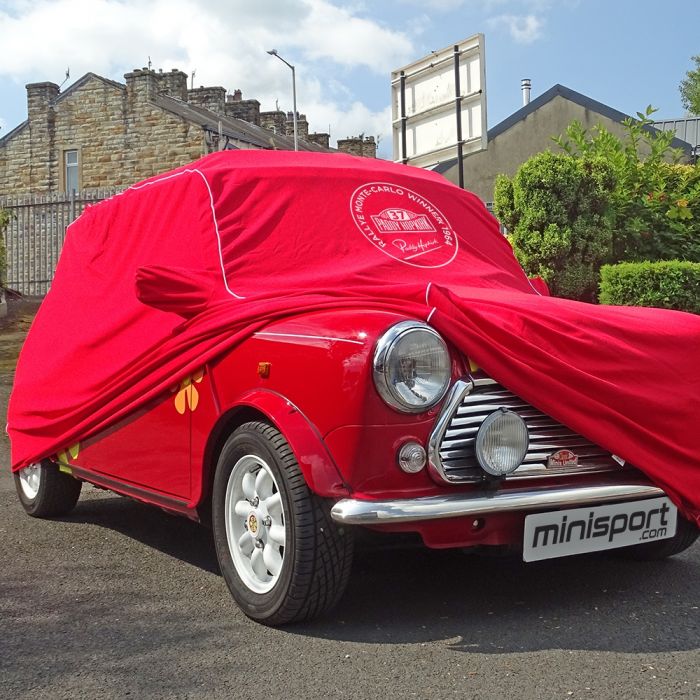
[493,151,615,301]
[599,261,700,314]
[554,107,700,263]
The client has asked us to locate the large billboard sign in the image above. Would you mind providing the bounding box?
[391,34,487,182]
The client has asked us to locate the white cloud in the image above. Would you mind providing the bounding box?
[0,0,413,146]
[487,13,543,43]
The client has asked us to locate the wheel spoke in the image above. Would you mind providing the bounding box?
[263,542,283,576]
[251,547,267,579]
[268,524,286,546]
[264,492,282,513]
[234,499,250,517]
[238,532,254,556]
[255,468,273,499]
[241,471,256,500]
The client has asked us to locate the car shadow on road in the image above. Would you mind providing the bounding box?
[64,489,221,576]
[299,542,700,654]
[64,489,700,654]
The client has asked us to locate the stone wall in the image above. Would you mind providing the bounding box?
[1,70,206,195]
[0,64,377,198]
[307,132,330,148]
[187,86,226,116]
[286,112,309,139]
[337,135,377,158]
[157,69,188,101]
[260,110,287,134]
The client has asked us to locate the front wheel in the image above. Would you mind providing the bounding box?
[14,460,82,517]
[212,421,353,625]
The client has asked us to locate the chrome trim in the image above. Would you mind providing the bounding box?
[253,331,365,346]
[372,320,451,414]
[330,482,665,525]
[427,378,474,481]
[429,377,620,484]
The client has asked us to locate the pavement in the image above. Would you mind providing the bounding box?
[1,298,699,699]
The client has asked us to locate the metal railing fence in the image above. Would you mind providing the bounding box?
[0,188,121,295]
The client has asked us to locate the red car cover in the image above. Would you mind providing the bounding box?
[8,151,700,523]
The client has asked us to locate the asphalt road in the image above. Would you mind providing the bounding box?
[1,301,699,700]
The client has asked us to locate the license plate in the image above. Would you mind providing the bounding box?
[523,497,677,562]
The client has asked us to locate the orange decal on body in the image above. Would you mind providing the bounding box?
[174,369,205,414]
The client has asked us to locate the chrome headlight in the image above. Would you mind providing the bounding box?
[475,408,529,476]
[373,321,451,413]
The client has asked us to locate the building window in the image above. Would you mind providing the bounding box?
[64,149,79,193]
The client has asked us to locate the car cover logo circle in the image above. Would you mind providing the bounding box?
[350,182,458,268]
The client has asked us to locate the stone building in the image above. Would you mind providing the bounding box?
[337,135,377,158]
[434,84,693,203]
[0,66,371,197]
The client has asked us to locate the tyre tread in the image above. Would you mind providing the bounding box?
[15,462,82,518]
[213,421,353,625]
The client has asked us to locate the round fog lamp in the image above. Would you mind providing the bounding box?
[398,442,427,473]
[475,408,529,477]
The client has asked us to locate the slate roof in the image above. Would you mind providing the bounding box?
[433,84,693,174]
[154,94,331,152]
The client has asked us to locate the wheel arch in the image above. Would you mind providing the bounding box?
[195,390,350,517]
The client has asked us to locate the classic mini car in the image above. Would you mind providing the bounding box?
[9,151,700,625]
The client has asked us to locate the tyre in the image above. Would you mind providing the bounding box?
[617,515,699,560]
[14,460,82,517]
[211,421,354,625]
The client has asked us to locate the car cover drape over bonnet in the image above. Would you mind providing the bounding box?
[8,151,700,523]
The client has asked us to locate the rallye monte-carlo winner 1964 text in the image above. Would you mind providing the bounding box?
[8,151,700,625]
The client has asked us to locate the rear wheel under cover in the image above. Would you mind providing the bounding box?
[212,421,353,625]
[14,460,82,517]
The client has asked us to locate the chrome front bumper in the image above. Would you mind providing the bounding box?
[330,482,665,525]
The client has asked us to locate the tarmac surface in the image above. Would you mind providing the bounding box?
[1,298,699,699]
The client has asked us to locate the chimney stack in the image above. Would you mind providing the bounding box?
[521,78,531,106]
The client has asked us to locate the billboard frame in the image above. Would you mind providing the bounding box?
[391,34,487,187]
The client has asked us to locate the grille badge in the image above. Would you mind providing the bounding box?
[546,449,579,469]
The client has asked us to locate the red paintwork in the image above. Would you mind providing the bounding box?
[71,389,191,499]
[61,305,564,548]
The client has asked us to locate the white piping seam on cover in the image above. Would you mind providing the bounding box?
[68,168,245,299]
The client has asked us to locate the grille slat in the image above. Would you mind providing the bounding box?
[436,380,619,483]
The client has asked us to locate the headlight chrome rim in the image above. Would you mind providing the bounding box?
[373,321,451,414]
[475,408,529,476]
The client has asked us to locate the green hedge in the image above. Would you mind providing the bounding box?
[599,261,700,314]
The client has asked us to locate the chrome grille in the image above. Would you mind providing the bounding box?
[430,379,620,484]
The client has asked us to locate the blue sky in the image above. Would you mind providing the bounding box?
[0,0,698,159]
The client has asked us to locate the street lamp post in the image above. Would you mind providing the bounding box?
[267,49,298,151]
